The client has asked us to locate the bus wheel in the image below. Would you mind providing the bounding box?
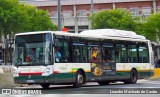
[73,71,84,88]
[124,69,138,84]
[98,81,110,85]
[40,84,50,89]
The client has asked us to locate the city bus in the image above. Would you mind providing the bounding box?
[13,29,154,88]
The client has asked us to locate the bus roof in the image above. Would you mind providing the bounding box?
[15,31,52,35]
[53,29,148,42]
[15,29,148,42]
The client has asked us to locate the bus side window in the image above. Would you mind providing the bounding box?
[115,48,120,63]
[115,44,127,63]
[82,46,88,62]
[138,44,149,63]
[103,47,115,62]
[73,48,80,62]
[90,46,101,62]
[72,44,86,63]
[55,41,69,63]
[127,45,138,63]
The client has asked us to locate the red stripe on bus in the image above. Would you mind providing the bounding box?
[18,72,42,76]
[53,71,59,74]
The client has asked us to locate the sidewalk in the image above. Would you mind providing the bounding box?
[0,65,16,87]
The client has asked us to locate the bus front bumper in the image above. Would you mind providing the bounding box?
[14,75,52,84]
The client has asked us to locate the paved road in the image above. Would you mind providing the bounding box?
[0,79,160,97]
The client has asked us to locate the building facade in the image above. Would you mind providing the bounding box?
[17,0,160,59]
[21,0,160,33]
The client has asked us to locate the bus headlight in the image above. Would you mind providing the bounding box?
[42,67,51,76]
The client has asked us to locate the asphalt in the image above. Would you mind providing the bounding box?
[0,80,160,97]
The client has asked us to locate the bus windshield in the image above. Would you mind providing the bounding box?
[14,33,52,66]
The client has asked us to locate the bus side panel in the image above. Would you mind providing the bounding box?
[138,71,154,79]
[53,63,91,83]
[116,63,153,79]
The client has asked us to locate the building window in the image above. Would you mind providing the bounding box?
[130,8,139,16]
[78,26,89,30]
[142,8,151,16]
[63,11,72,18]
[77,10,87,17]
[51,12,58,18]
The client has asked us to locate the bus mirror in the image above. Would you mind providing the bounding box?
[54,39,59,46]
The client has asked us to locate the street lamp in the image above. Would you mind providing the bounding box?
[57,0,61,31]
[90,0,94,29]
[91,0,94,18]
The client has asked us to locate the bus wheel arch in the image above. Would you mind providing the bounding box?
[73,69,86,88]
[124,68,138,84]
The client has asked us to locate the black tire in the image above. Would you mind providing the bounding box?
[98,81,110,85]
[124,69,138,84]
[73,71,84,88]
[40,84,50,89]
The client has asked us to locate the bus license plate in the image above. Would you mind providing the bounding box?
[27,80,35,83]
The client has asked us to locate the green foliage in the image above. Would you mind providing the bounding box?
[136,14,160,42]
[0,0,57,37]
[91,9,138,31]
[90,9,160,42]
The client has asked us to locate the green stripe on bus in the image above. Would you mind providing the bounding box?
[72,68,78,70]
[14,75,44,80]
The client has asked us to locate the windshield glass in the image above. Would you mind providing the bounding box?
[14,33,52,66]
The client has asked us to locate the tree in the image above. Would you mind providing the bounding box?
[0,0,57,64]
[137,13,160,42]
[91,9,138,31]
[0,0,57,38]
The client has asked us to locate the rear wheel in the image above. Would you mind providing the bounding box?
[124,69,138,84]
[73,71,84,88]
[40,84,50,89]
[98,81,110,85]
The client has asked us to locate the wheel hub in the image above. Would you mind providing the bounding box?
[78,74,83,84]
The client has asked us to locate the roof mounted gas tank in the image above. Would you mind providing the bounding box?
[79,29,146,39]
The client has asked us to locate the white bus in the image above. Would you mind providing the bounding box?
[13,29,154,88]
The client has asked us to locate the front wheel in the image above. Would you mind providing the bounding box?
[124,69,138,84]
[40,84,50,89]
[73,71,84,88]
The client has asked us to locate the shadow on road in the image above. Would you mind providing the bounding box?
[17,82,126,90]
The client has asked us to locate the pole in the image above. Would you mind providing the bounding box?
[58,0,61,31]
[9,39,12,65]
[91,0,94,29]
[74,5,78,33]
[153,0,156,14]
